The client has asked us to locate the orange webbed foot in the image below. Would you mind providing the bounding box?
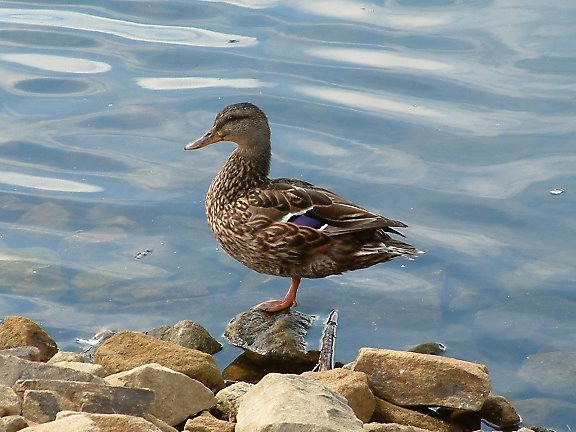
[252,298,297,313]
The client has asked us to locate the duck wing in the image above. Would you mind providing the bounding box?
[243,178,408,237]
[270,178,407,237]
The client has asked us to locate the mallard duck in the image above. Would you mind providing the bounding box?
[185,103,420,312]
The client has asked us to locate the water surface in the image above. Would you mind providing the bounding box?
[1,1,575,428]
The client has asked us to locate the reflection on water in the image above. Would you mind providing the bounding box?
[1,0,575,428]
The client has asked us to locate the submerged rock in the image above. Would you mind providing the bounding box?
[518,351,576,397]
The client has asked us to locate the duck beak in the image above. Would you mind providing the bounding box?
[184,127,223,150]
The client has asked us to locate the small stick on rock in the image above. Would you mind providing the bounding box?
[314,310,338,372]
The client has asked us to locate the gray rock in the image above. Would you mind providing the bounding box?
[0,385,20,417]
[0,355,105,387]
[236,373,363,432]
[213,381,253,421]
[147,320,222,354]
[1,415,28,432]
[353,348,491,410]
[22,389,76,423]
[47,351,84,364]
[0,346,41,362]
[224,309,314,359]
[105,363,216,426]
[15,379,154,418]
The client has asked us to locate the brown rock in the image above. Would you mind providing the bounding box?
[2,415,29,432]
[353,348,490,410]
[20,411,164,431]
[95,331,224,391]
[143,414,179,432]
[364,422,433,432]
[480,394,521,428]
[0,355,105,387]
[105,363,216,426]
[184,412,235,432]
[372,397,457,432]
[0,384,20,416]
[0,317,57,361]
[302,368,376,422]
[15,379,154,418]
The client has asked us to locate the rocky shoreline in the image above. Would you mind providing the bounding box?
[0,315,548,432]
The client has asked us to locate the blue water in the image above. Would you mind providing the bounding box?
[1,0,575,428]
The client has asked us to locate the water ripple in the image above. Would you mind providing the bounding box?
[0,171,102,193]
[1,53,111,74]
[0,8,257,47]
[136,77,274,91]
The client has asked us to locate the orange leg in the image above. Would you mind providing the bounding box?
[253,276,301,313]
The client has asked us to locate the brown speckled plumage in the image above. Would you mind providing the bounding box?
[185,103,421,312]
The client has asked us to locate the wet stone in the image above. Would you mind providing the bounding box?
[222,349,319,383]
[224,309,314,359]
[480,394,521,429]
[147,320,222,354]
[0,316,58,362]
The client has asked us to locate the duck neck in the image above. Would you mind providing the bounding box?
[207,140,271,212]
